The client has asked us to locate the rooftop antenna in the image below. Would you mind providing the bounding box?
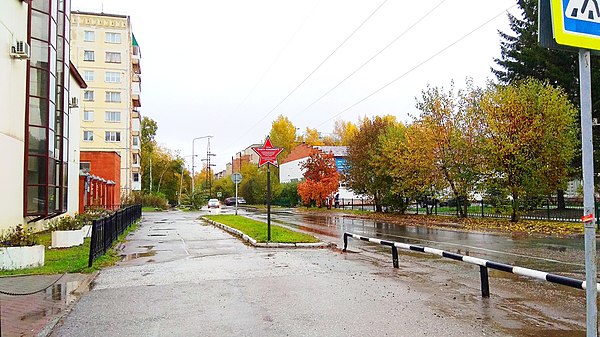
[101,2,104,13]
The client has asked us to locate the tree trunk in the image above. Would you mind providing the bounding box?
[511,192,520,222]
[557,189,565,210]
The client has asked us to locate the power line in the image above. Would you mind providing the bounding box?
[235,0,389,143]
[317,4,517,128]
[230,0,322,120]
[294,0,447,118]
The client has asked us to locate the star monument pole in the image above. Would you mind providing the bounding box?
[252,136,283,241]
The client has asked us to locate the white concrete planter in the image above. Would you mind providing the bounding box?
[52,229,84,248]
[0,245,45,270]
[81,225,93,238]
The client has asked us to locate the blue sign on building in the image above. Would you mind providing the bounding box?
[335,157,347,174]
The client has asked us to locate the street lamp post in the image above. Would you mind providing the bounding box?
[192,135,212,194]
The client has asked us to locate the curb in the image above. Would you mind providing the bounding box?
[37,271,100,337]
[202,217,332,249]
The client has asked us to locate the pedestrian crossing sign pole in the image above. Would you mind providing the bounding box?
[545,1,598,335]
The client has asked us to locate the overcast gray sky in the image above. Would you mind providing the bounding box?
[71,0,519,171]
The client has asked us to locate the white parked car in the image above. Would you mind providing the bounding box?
[207,198,220,209]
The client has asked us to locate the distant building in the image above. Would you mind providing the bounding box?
[79,151,121,211]
[70,11,142,195]
[0,0,84,229]
[279,144,359,199]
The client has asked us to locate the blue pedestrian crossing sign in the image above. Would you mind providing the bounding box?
[552,0,600,49]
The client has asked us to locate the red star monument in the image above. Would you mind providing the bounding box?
[252,136,284,167]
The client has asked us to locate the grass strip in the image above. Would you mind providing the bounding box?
[0,222,139,276]
[204,215,319,243]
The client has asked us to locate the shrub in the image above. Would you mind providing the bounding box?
[47,215,83,231]
[124,191,168,209]
[0,225,38,247]
[180,190,209,210]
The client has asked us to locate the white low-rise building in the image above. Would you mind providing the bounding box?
[279,144,361,200]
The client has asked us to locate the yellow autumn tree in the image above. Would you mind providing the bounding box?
[332,120,358,145]
[269,115,297,159]
[415,79,486,217]
[480,78,577,222]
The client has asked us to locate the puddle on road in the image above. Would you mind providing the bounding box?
[121,251,157,261]
[1,278,84,336]
[148,234,167,237]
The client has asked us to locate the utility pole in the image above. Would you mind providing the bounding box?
[191,135,212,194]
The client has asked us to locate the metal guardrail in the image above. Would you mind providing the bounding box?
[342,232,599,297]
[88,204,142,267]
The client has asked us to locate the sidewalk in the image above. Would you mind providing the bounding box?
[46,211,506,337]
[0,272,94,337]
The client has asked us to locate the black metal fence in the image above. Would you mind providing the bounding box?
[404,198,597,223]
[334,198,375,211]
[88,204,142,267]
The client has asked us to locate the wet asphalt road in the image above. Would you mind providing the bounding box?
[46,207,595,336]
[245,208,592,336]
[50,209,512,337]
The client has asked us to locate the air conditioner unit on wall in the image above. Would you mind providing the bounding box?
[69,97,79,108]
[10,41,30,59]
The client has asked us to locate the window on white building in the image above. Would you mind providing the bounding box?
[133,173,140,182]
[83,131,94,141]
[105,32,121,44]
[83,70,94,82]
[83,91,94,101]
[105,52,121,63]
[133,154,140,165]
[84,31,95,42]
[83,50,95,61]
[105,71,121,83]
[83,110,94,121]
[105,91,121,102]
[105,131,121,142]
[132,136,139,147]
[105,111,121,122]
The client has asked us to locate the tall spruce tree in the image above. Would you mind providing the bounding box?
[493,0,600,202]
[493,0,600,107]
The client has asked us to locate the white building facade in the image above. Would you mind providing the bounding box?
[0,0,84,230]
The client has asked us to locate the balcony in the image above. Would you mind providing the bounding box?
[132,118,140,133]
[132,109,140,119]
[132,82,141,107]
[132,46,141,68]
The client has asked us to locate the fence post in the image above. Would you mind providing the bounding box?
[361,198,364,211]
[416,201,419,215]
[481,199,484,218]
[435,201,437,215]
[88,219,98,267]
[480,265,490,298]
[547,199,551,221]
[392,246,399,268]
[351,199,354,210]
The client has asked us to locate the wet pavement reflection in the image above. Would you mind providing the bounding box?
[249,210,591,336]
[0,274,89,337]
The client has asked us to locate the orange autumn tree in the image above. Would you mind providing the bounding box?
[297,151,339,207]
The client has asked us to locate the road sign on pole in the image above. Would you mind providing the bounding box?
[551,0,600,49]
[546,2,599,335]
[230,173,242,215]
[252,137,284,241]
